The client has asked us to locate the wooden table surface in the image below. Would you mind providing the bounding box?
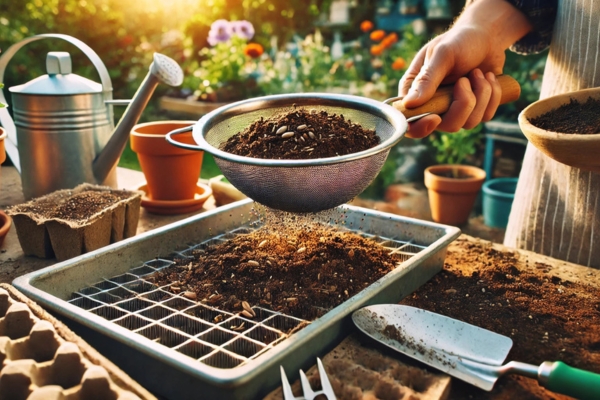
[1,164,598,399]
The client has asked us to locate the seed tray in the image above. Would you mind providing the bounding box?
[13,199,460,400]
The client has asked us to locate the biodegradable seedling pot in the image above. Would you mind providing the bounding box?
[130,121,204,201]
[0,210,11,248]
[519,87,600,171]
[424,165,486,226]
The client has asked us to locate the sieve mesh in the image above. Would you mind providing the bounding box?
[67,225,425,369]
[186,94,407,213]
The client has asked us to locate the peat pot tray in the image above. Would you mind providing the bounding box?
[12,199,460,400]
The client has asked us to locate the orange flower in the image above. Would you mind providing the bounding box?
[392,57,406,70]
[244,43,264,58]
[369,30,385,41]
[381,33,398,49]
[370,44,384,56]
[360,20,374,32]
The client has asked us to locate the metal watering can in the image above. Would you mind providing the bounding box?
[0,34,183,199]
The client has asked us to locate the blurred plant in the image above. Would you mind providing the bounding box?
[184,19,265,102]
[495,50,547,121]
[0,84,5,108]
[429,124,483,166]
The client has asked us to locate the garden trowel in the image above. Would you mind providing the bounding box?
[352,304,600,400]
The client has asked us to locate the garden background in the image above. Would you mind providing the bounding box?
[0,0,548,200]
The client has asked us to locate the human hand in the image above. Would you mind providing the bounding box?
[398,0,532,138]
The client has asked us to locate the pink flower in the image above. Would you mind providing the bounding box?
[207,19,233,46]
[231,20,255,41]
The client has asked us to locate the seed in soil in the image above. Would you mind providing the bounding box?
[150,222,402,322]
[221,108,379,160]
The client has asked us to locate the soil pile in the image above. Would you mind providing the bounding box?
[14,190,130,221]
[531,97,600,134]
[151,222,402,321]
[401,237,600,399]
[221,108,379,159]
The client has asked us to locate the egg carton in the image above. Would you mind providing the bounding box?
[0,283,155,400]
[7,183,142,261]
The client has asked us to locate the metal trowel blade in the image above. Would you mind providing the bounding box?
[352,304,513,390]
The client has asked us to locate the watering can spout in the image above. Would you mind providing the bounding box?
[93,53,184,183]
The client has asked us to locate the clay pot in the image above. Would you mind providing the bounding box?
[424,165,486,226]
[130,121,203,201]
[0,210,11,248]
[519,87,600,171]
[482,177,518,229]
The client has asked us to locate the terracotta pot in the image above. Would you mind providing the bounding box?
[424,165,486,226]
[130,121,203,201]
[0,127,6,165]
[519,86,600,171]
[0,210,11,248]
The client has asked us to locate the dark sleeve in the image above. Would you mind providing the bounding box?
[504,0,558,54]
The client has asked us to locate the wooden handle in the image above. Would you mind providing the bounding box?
[393,75,521,118]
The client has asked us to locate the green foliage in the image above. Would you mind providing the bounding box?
[495,49,548,121]
[0,83,4,108]
[429,125,483,165]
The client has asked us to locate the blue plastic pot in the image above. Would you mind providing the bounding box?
[482,177,518,228]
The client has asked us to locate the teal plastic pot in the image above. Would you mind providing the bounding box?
[482,178,518,228]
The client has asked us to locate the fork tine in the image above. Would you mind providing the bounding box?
[280,365,297,400]
[317,358,336,400]
[299,369,315,400]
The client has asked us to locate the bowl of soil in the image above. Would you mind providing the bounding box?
[519,87,600,171]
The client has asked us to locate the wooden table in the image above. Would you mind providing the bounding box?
[1,164,597,400]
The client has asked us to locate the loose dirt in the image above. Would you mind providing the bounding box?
[151,221,402,322]
[12,190,131,221]
[530,97,600,134]
[221,108,379,159]
[400,237,600,399]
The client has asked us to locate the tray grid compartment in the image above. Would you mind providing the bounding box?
[66,224,425,369]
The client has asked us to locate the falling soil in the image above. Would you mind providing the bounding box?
[400,237,600,399]
[12,190,131,221]
[530,97,600,134]
[150,223,402,321]
[221,108,380,159]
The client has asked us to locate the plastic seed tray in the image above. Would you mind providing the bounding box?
[13,199,460,400]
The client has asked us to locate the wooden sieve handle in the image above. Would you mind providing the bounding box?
[392,75,521,119]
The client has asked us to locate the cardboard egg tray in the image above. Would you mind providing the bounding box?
[7,183,142,261]
[0,283,155,400]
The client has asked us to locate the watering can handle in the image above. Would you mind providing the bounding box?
[0,34,112,170]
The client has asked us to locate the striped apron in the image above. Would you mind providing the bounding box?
[504,0,600,268]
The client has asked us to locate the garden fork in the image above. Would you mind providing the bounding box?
[280,358,337,400]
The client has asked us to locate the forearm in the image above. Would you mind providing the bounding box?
[458,0,533,51]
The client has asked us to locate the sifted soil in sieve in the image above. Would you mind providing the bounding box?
[530,97,600,134]
[150,223,402,321]
[221,108,380,159]
[13,190,131,221]
[400,237,600,399]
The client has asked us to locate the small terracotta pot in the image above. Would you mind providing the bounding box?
[424,165,486,226]
[0,210,12,248]
[130,121,203,201]
[0,127,6,165]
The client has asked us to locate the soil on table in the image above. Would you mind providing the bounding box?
[530,97,600,134]
[221,108,380,159]
[14,190,131,221]
[400,237,600,399]
[150,222,402,321]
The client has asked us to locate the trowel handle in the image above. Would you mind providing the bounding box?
[390,75,521,119]
[541,361,600,400]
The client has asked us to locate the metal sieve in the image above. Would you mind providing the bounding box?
[166,93,408,213]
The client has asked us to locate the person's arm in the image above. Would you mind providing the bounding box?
[399,0,533,138]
